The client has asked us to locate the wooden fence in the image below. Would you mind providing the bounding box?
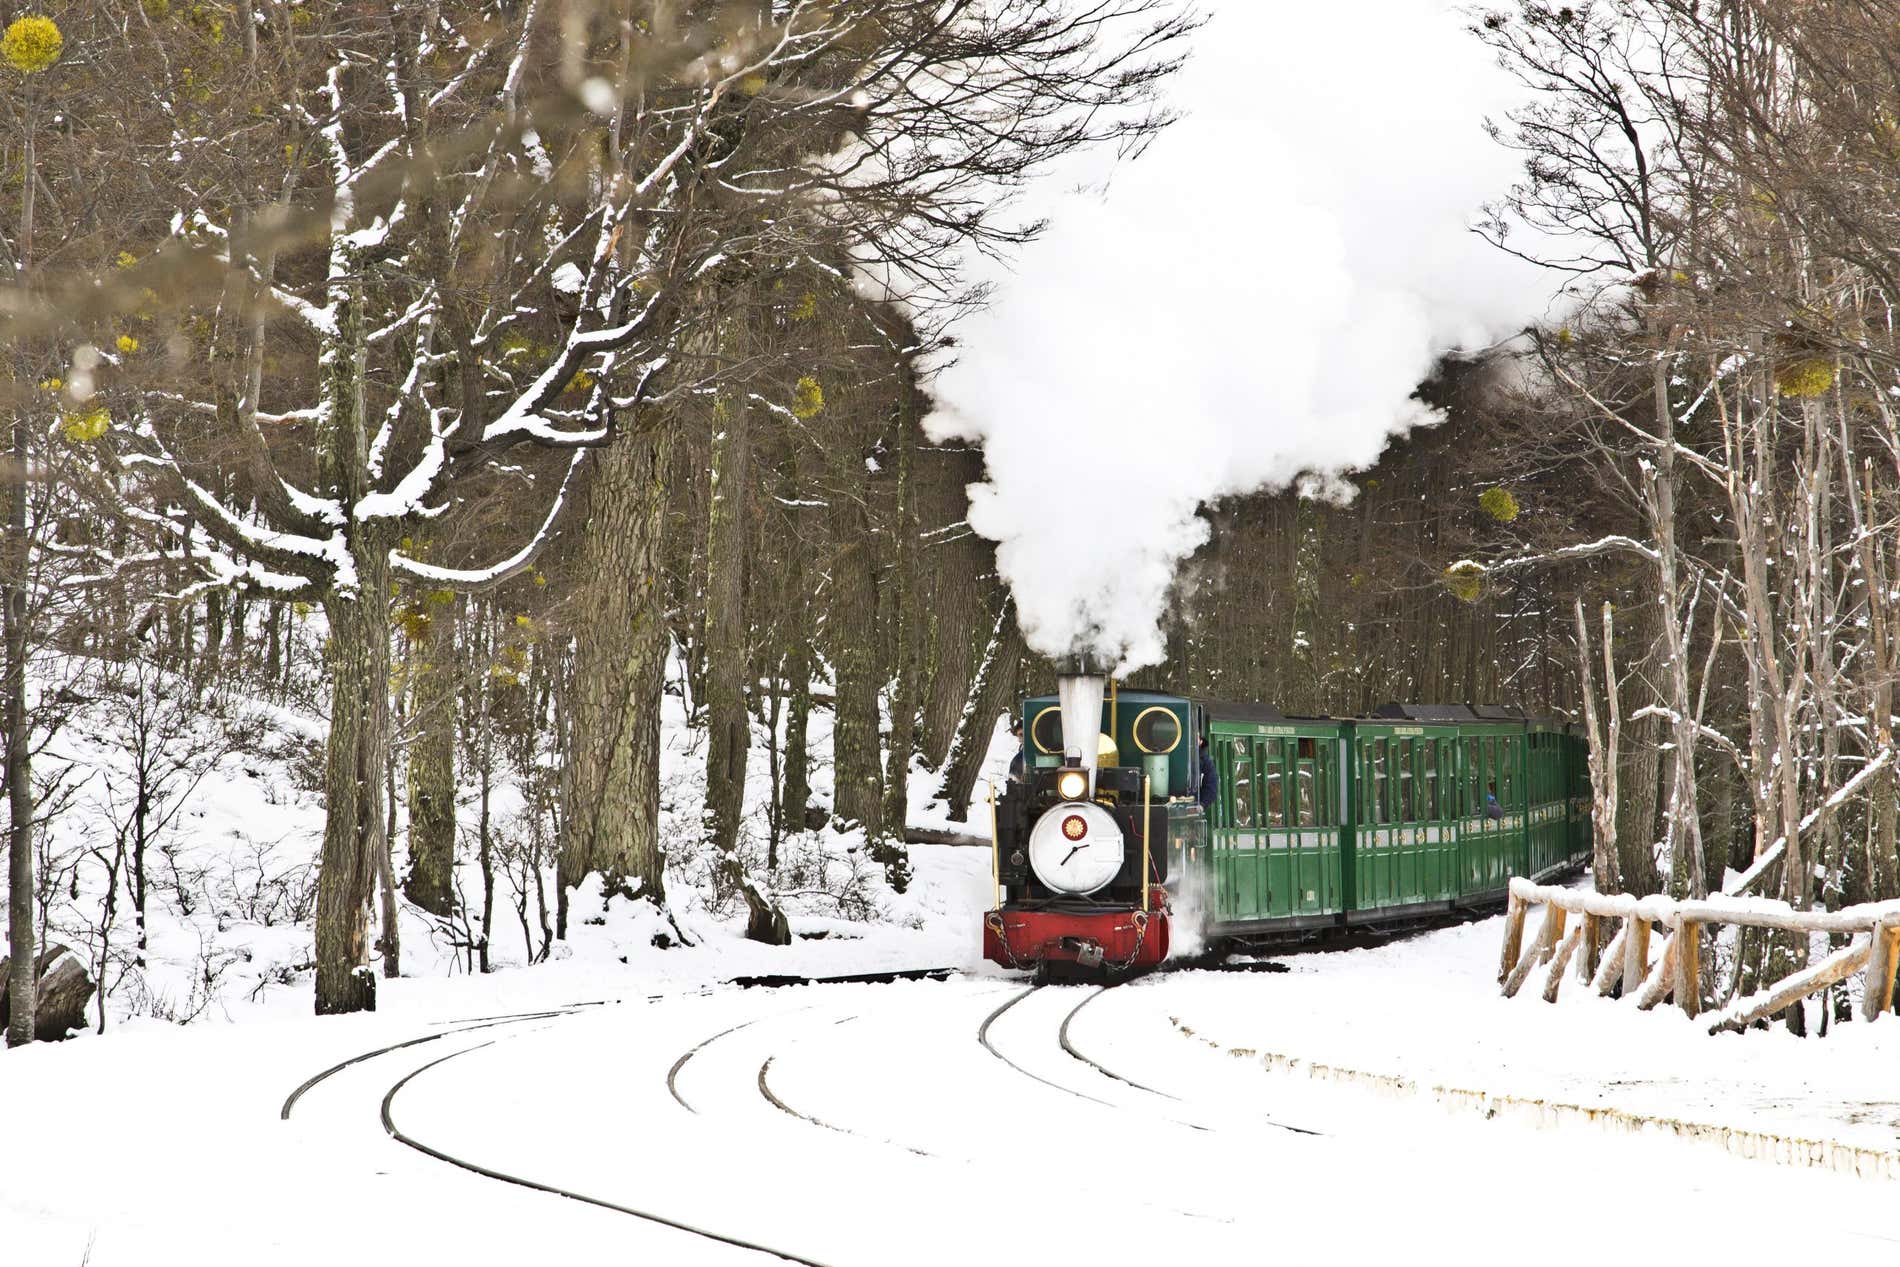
[1499,878,1900,1033]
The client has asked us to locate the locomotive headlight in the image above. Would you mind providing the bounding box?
[1056,769,1089,801]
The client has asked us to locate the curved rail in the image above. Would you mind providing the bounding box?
[1056,986,1320,1137]
[667,1015,772,1113]
[380,1033,836,1267]
[280,1007,585,1120]
[976,986,1117,1108]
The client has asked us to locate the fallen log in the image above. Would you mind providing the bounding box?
[902,826,990,848]
[0,943,96,1042]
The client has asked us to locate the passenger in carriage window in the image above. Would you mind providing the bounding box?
[1485,782,1504,821]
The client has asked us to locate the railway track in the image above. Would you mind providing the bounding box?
[283,994,839,1267]
[278,964,1310,1264]
[982,980,1321,1137]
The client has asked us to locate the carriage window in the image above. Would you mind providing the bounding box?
[1397,738,1414,823]
[1264,743,1286,827]
[1481,738,1498,812]
[1423,740,1439,820]
[1502,739,1516,808]
[1230,738,1254,828]
[1297,761,1318,827]
[1371,740,1389,825]
[1466,738,1481,817]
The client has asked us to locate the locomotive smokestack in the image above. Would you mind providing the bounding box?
[1055,656,1107,790]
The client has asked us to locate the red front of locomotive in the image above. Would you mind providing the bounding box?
[983,891,1171,972]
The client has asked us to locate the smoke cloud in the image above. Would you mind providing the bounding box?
[924,1,1552,673]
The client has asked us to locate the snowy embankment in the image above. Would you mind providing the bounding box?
[1120,912,1900,1172]
[23,649,1006,1035]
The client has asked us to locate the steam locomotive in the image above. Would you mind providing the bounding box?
[981,669,1591,977]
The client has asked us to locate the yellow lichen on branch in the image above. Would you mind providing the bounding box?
[791,376,824,419]
[1444,560,1485,603]
[2,15,63,74]
[1774,358,1835,399]
[1479,487,1519,522]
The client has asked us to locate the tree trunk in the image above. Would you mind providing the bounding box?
[311,257,388,1016]
[4,409,33,1049]
[703,392,785,943]
[916,447,987,768]
[878,393,918,891]
[704,394,753,870]
[558,424,673,932]
[313,564,392,1015]
[1647,344,1704,898]
[404,588,457,917]
[780,637,813,829]
[830,505,884,838]
[938,598,1021,822]
[1574,600,1623,895]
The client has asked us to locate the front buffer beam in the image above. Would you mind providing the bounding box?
[984,899,1170,972]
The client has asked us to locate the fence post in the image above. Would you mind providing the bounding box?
[1543,921,1586,1003]
[1499,889,1526,985]
[1622,916,1650,999]
[1580,913,1601,983]
[1539,904,1567,964]
[1863,916,1900,1022]
[1591,922,1629,996]
[1504,900,1563,999]
[1673,919,1701,1018]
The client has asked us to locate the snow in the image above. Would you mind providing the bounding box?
[5,662,1898,1262]
[8,913,1899,1264]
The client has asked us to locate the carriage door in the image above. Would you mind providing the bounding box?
[1217,735,1258,921]
[1357,733,1392,909]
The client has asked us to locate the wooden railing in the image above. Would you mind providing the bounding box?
[1499,878,1900,1032]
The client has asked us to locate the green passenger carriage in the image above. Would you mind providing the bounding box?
[984,678,1591,974]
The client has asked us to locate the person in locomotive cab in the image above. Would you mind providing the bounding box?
[1007,715,1026,781]
[1197,735,1217,813]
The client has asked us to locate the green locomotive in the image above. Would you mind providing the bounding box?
[983,675,1591,973]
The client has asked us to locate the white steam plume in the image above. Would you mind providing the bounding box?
[924,1,1551,673]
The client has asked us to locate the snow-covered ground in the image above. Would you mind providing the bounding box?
[1148,915,1900,1168]
[8,657,1900,1263]
[7,931,1900,1265]
[22,646,1005,1034]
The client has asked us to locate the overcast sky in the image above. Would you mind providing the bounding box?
[924,0,1556,673]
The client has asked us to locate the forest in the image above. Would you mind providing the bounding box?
[5,0,1900,1046]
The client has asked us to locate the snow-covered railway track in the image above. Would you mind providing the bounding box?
[279,1005,594,1119]
[983,981,1321,1137]
[283,1004,837,1267]
[380,1025,835,1266]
